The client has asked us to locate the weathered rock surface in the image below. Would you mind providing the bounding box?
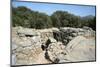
[65,36,95,62]
[11,26,96,65]
[47,42,68,63]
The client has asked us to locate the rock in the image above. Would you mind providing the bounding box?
[68,36,73,40]
[42,37,57,51]
[66,36,87,51]
[53,31,62,41]
[65,36,95,62]
[71,33,78,37]
[17,27,38,37]
[52,27,60,32]
[48,37,57,43]
[83,26,93,31]
[12,43,18,50]
[84,30,95,37]
[46,42,66,63]
[32,36,41,44]
[77,32,85,36]
[12,27,96,65]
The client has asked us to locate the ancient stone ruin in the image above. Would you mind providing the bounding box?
[11,26,96,65]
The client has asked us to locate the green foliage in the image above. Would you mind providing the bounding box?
[12,6,52,29]
[12,6,96,30]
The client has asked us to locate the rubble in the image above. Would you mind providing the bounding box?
[11,26,96,65]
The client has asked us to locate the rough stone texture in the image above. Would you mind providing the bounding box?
[46,42,67,63]
[52,27,95,45]
[17,26,37,36]
[64,36,95,62]
[11,27,96,65]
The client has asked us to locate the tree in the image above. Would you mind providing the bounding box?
[12,6,96,30]
[12,6,52,29]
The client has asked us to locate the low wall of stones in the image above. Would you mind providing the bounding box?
[11,26,95,65]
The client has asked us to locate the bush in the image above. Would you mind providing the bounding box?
[12,6,96,30]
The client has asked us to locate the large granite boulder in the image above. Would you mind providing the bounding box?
[64,36,95,62]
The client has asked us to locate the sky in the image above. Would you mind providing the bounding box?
[12,1,96,17]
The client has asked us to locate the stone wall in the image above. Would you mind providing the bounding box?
[11,26,96,65]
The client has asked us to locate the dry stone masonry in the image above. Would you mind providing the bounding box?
[12,26,96,65]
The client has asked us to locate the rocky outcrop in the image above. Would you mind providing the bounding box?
[11,26,96,65]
